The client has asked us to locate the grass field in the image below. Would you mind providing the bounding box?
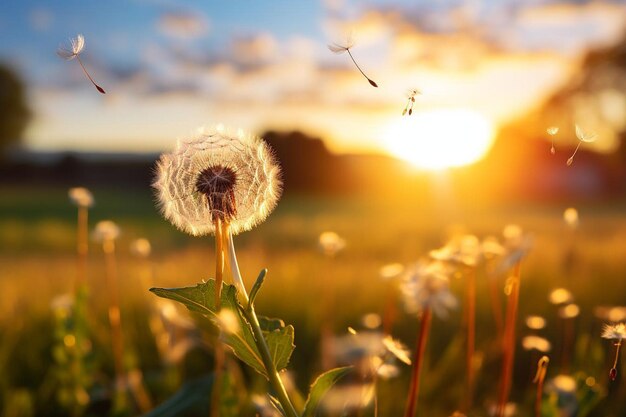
[2,185,626,416]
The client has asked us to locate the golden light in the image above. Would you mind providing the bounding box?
[382,109,496,170]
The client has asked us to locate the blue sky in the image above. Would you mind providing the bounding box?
[0,0,625,155]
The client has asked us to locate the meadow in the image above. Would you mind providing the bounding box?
[2,184,626,417]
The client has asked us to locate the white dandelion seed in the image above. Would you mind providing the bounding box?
[400,260,457,319]
[567,124,597,166]
[602,323,626,340]
[57,34,106,94]
[93,220,120,242]
[328,33,378,88]
[319,231,346,257]
[68,187,94,208]
[547,126,559,154]
[153,127,282,236]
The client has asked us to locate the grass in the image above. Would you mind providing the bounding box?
[2,185,626,416]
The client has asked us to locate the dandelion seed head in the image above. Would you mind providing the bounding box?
[549,288,573,305]
[93,220,120,242]
[57,34,85,60]
[68,187,94,208]
[563,207,579,229]
[382,335,412,365]
[526,315,547,330]
[401,260,457,319]
[548,375,577,394]
[522,335,551,353]
[482,236,506,259]
[430,234,481,267]
[130,238,151,257]
[559,303,580,319]
[319,231,346,256]
[379,262,404,280]
[601,323,626,340]
[154,127,282,236]
[361,313,381,329]
[547,126,559,136]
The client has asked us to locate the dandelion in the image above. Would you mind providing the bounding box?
[319,231,346,257]
[401,260,456,417]
[602,323,626,381]
[496,225,531,417]
[154,126,297,417]
[431,234,481,410]
[362,313,382,330]
[69,187,94,290]
[549,288,573,305]
[130,238,151,258]
[328,34,378,87]
[379,263,405,280]
[93,220,130,409]
[379,262,404,334]
[526,315,547,330]
[533,356,550,417]
[567,124,597,166]
[522,336,551,353]
[402,89,421,116]
[332,331,410,417]
[57,34,105,94]
[547,126,559,154]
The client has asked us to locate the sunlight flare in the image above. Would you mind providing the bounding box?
[383,109,496,170]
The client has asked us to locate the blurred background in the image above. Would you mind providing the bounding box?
[1,0,626,416]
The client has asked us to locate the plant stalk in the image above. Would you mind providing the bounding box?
[496,261,522,417]
[403,307,432,417]
[244,306,299,417]
[211,220,226,417]
[463,267,476,411]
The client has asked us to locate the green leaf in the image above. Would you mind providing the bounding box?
[302,367,352,417]
[150,280,295,377]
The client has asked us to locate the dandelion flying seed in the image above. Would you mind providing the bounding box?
[546,126,559,155]
[402,89,421,116]
[57,34,106,94]
[602,322,626,381]
[328,34,378,88]
[567,124,597,166]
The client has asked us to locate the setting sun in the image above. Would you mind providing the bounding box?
[382,109,496,170]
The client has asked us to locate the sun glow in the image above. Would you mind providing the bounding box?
[382,109,496,170]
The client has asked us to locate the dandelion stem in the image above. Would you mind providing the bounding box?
[76,205,88,290]
[463,267,477,411]
[533,356,549,417]
[243,306,299,417]
[496,261,522,417]
[76,55,106,94]
[211,219,226,417]
[102,239,127,405]
[226,230,249,304]
[610,340,622,381]
[346,49,378,87]
[404,307,432,417]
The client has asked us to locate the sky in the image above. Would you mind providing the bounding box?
[0,0,625,155]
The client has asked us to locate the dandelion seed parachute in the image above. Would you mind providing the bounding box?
[154,127,282,236]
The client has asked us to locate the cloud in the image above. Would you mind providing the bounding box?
[29,1,626,154]
[157,11,209,39]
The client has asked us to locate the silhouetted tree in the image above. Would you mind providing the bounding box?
[0,63,31,156]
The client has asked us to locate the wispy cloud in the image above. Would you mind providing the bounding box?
[157,11,209,39]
